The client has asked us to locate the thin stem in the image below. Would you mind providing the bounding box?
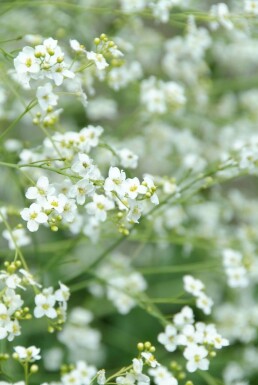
[0,210,29,271]
[0,99,37,142]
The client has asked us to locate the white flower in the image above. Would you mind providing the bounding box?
[245,0,258,15]
[3,290,23,318]
[14,47,40,74]
[196,292,213,315]
[21,203,48,232]
[132,358,150,383]
[47,64,75,86]
[25,176,55,202]
[177,324,203,346]
[55,282,70,303]
[97,369,106,385]
[204,327,229,349]
[142,175,158,205]
[141,352,160,368]
[157,325,178,352]
[70,39,86,52]
[116,374,135,385]
[43,37,58,54]
[227,266,249,288]
[183,344,209,372]
[127,199,144,224]
[87,51,109,70]
[86,194,115,222]
[149,366,178,385]
[47,193,67,214]
[77,125,104,152]
[118,148,138,169]
[62,370,81,385]
[183,275,204,297]
[14,345,41,362]
[223,249,243,267]
[125,178,147,199]
[0,271,24,290]
[104,167,127,198]
[173,306,194,327]
[71,153,94,177]
[75,360,97,382]
[60,199,76,223]
[69,179,95,205]
[36,82,59,111]
[34,292,57,319]
[6,319,21,341]
[163,81,186,109]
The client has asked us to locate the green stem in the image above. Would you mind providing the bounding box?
[0,210,29,271]
[0,99,37,142]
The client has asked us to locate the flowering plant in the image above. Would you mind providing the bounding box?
[0,1,258,385]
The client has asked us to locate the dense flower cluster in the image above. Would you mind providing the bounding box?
[1,0,258,384]
[158,306,229,373]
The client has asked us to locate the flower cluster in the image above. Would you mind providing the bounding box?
[222,249,250,288]
[119,0,188,23]
[0,262,40,341]
[0,259,69,340]
[14,38,74,88]
[140,77,186,114]
[58,307,101,363]
[89,253,147,314]
[61,361,97,385]
[20,126,159,239]
[34,282,70,326]
[183,275,214,315]
[158,306,229,373]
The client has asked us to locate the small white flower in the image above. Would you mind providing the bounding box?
[14,345,41,362]
[47,193,67,214]
[143,175,159,205]
[158,325,178,352]
[87,51,109,70]
[125,177,147,199]
[25,176,55,202]
[245,0,258,15]
[69,179,95,205]
[97,369,106,385]
[183,344,209,373]
[149,365,178,385]
[77,125,104,152]
[141,352,160,368]
[71,153,94,178]
[127,199,143,224]
[55,282,70,303]
[173,306,194,327]
[21,203,48,232]
[227,266,249,288]
[6,319,21,341]
[116,373,135,385]
[70,39,86,52]
[34,292,57,319]
[36,82,59,110]
[196,292,214,315]
[183,275,204,297]
[177,324,203,346]
[14,47,40,74]
[118,148,138,169]
[86,194,115,222]
[104,167,127,198]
